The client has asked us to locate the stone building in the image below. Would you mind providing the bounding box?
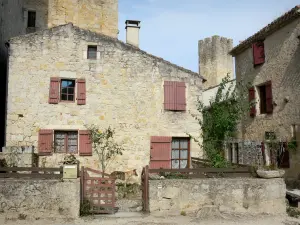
[230,6,300,178]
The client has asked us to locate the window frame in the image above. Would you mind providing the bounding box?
[171,137,190,169]
[87,45,98,59]
[54,130,78,154]
[27,11,36,28]
[60,79,76,103]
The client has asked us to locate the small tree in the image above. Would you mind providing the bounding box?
[87,125,124,177]
[191,74,253,167]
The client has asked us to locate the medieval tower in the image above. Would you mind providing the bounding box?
[199,36,234,89]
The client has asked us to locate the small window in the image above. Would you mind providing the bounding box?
[259,85,267,114]
[54,131,78,153]
[87,45,97,59]
[27,11,36,28]
[171,138,189,169]
[61,79,75,102]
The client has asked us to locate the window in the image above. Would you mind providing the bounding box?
[258,81,273,115]
[61,79,75,102]
[27,11,36,28]
[54,131,78,153]
[171,138,189,169]
[87,45,97,59]
[164,81,186,111]
[259,85,267,114]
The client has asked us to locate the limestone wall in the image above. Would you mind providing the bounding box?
[0,179,80,219]
[149,178,286,217]
[199,36,234,89]
[235,18,300,177]
[6,24,203,179]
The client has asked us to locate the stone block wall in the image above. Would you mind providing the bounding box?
[149,178,286,217]
[0,179,80,219]
[6,24,203,180]
[0,146,38,167]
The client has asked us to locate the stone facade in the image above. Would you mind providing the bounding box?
[233,17,300,177]
[6,24,203,179]
[0,179,80,219]
[199,36,233,89]
[149,178,286,217]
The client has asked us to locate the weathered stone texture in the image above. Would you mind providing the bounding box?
[235,18,300,177]
[149,178,286,216]
[0,179,80,219]
[6,24,203,179]
[199,36,233,89]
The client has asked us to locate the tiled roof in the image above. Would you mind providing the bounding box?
[230,5,300,56]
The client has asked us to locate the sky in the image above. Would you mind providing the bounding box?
[118,0,300,73]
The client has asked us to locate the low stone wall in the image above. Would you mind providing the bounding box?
[0,179,80,219]
[149,178,286,217]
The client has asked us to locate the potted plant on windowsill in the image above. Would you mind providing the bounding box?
[62,154,79,179]
[256,136,286,179]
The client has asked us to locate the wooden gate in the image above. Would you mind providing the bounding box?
[141,165,149,212]
[80,167,116,214]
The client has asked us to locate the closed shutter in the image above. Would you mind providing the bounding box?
[164,81,176,110]
[265,81,273,114]
[79,130,92,156]
[150,136,172,169]
[176,82,186,111]
[252,42,265,66]
[38,129,53,155]
[77,79,86,105]
[249,87,256,117]
[49,78,60,104]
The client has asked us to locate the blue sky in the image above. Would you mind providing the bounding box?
[118,0,300,72]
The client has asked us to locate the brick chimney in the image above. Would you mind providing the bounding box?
[125,20,141,47]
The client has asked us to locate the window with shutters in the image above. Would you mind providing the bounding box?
[252,41,265,66]
[87,45,97,59]
[171,138,189,169]
[164,81,186,111]
[54,131,78,153]
[257,81,273,114]
[27,11,36,28]
[61,79,75,102]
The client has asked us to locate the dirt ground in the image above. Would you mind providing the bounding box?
[1,213,300,225]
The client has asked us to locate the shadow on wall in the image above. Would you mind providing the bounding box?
[0,61,7,148]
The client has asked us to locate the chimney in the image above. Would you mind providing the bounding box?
[125,20,141,47]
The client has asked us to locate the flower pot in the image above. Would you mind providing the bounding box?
[63,164,78,179]
[256,169,285,179]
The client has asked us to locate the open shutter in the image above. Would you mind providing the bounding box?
[265,81,273,114]
[150,136,172,169]
[278,142,290,168]
[77,79,86,105]
[249,87,256,117]
[252,42,265,66]
[79,130,92,156]
[38,129,53,155]
[176,82,186,111]
[49,77,60,104]
[164,81,176,110]
[261,142,266,165]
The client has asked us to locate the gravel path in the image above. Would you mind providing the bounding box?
[1,213,300,225]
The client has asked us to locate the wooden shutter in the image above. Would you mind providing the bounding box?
[278,142,290,168]
[38,129,53,155]
[176,82,186,111]
[252,42,265,66]
[164,81,176,110]
[77,79,86,105]
[265,81,273,114]
[49,77,60,104]
[249,87,256,117]
[150,136,172,169]
[261,142,266,165]
[79,130,92,156]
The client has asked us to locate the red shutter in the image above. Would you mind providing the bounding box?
[261,142,266,165]
[38,129,53,155]
[249,87,256,117]
[176,82,186,111]
[49,78,60,104]
[79,130,92,156]
[150,136,172,169]
[265,81,273,114]
[77,79,86,105]
[164,81,176,110]
[279,142,290,168]
[252,42,265,66]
